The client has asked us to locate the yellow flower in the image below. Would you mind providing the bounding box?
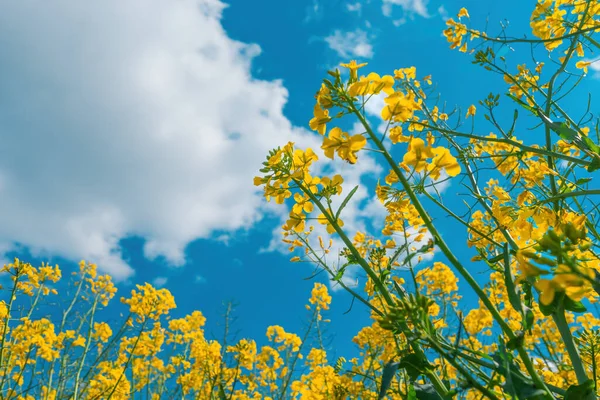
[283,211,307,233]
[92,322,113,343]
[466,104,476,118]
[292,148,318,171]
[315,83,333,108]
[340,60,368,81]
[292,193,314,214]
[348,72,394,97]
[394,66,416,80]
[321,127,367,164]
[403,138,434,173]
[575,60,591,74]
[535,278,561,305]
[388,126,411,144]
[320,174,343,195]
[381,91,421,122]
[427,146,461,179]
[535,264,593,305]
[72,335,86,347]
[309,282,331,312]
[317,212,343,234]
[308,105,330,135]
[226,339,257,370]
[120,283,176,322]
[457,7,470,18]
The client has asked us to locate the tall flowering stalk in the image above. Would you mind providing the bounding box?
[254,0,600,398]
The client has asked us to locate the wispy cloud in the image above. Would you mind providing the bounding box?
[325,29,374,59]
[382,0,430,25]
[304,0,323,22]
[437,5,449,20]
[346,2,362,15]
[152,276,168,288]
[587,58,600,79]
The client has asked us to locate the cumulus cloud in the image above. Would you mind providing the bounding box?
[0,0,317,279]
[325,29,374,59]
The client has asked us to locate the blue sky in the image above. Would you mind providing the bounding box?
[1,0,599,361]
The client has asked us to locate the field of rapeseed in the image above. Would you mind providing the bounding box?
[3,1,600,398]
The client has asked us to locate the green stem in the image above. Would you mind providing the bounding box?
[474,25,600,45]
[554,301,589,385]
[0,263,21,393]
[295,180,450,396]
[411,121,589,167]
[427,339,500,400]
[72,299,99,399]
[348,100,555,398]
[535,190,600,205]
[106,318,148,400]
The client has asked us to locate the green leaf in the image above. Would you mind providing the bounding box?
[507,331,525,350]
[398,353,434,381]
[493,343,546,399]
[553,123,577,141]
[548,122,600,164]
[539,299,557,316]
[377,361,400,400]
[413,383,445,400]
[582,135,600,154]
[575,177,593,186]
[508,109,518,137]
[539,292,563,316]
[387,242,409,269]
[505,93,538,114]
[583,33,600,51]
[407,384,418,400]
[487,253,505,264]
[502,245,523,315]
[564,379,595,400]
[524,306,534,332]
[218,382,227,400]
[563,296,587,313]
[333,266,345,281]
[588,156,600,173]
[335,185,359,220]
[322,79,334,89]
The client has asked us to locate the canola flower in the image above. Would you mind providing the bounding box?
[253,1,600,398]
[3,1,600,399]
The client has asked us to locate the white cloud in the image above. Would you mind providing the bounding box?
[0,0,316,280]
[325,29,374,59]
[346,2,362,14]
[152,276,168,288]
[195,274,207,284]
[362,92,395,136]
[437,5,449,20]
[382,0,430,19]
[305,0,323,22]
[587,58,600,79]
